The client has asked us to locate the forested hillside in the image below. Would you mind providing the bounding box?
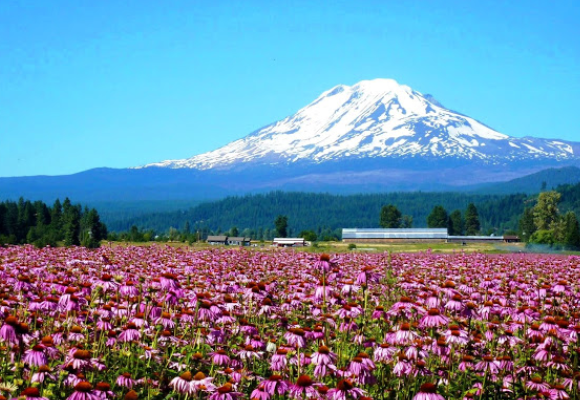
[104,191,529,239]
[0,198,107,247]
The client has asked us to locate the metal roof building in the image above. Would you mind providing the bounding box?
[343,228,448,241]
[342,228,512,243]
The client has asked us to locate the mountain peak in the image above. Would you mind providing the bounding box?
[141,79,578,171]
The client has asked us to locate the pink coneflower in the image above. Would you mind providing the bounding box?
[118,322,141,343]
[154,311,176,329]
[374,343,397,363]
[65,349,92,370]
[289,375,321,399]
[549,383,570,399]
[458,355,475,372]
[119,281,139,297]
[14,387,50,400]
[413,383,445,400]
[197,301,217,322]
[23,344,48,367]
[208,383,243,400]
[67,381,99,400]
[169,371,194,395]
[262,375,290,396]
[314,254,333,274]
[238,344,263,361]
[284,328,306,348]
[371,306,385,320]
[392,322,419,345]
[93,382,115,399]
[0,315,20,345]
[327,379,366,400]
[444,294,464,312]
[67,326,85,342]
[191,371,216,392]
[419,308,449,328]
[312,345,337,379]
[31,365,57,383]
[116,372,136,388]
[475,355,500,374]
[250,385,271,400]
[210,349,231,366]
[270,348,289,371]
[526,376,550,392]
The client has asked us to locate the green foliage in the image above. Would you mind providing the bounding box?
[274,215,288,238]
[518,207,536,242]
[464,203,480,235]
[347,243,357,250]
[380,204,402,228]
[427,205,449,228]
[299,230,318,242]
[100,190,535,239]
[529,229,556,246]
[448,210,464,235]
[563,211,580,250]
[533,191,561,231]
[0,197,106,248]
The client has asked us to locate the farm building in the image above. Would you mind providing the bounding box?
[273,238,308,247]
[207,236,228,245]
[342,228,448,244]
[342,228,517,244]
[227,237,251,246]
[207,236,251,246]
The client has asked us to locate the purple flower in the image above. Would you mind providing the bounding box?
[289,375,321,399]
[327,379,366,400]
[413,383,445,400]
[116,372,136,388]
[14,387,50,400]
[23,344,48,367]
[67,382,99,400]
[419,308,449,328]
[208,383,243,400]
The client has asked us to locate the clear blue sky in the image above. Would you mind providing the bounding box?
[1,1,578,177]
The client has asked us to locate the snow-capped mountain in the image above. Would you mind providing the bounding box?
[143,78,576,170]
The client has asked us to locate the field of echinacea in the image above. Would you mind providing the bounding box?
[0,245,579,400]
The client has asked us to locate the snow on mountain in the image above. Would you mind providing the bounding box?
[143,78,577,170]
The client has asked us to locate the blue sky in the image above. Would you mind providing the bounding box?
[1,1,578,177]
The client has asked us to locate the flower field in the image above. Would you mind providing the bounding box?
[0,245,579,400]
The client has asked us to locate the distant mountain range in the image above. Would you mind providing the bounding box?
[1,78,579,201]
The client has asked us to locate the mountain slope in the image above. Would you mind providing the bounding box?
[143,79,577,171]
[471,166,580,194]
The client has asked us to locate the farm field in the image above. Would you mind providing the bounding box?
[0,245,579,399]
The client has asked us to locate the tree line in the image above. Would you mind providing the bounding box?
[518,190,580,250]
[103,190,530,240]
[379,202,481,235]
[0,198,107,248]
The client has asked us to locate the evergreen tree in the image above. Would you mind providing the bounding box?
[563,211,580,250]
[427,205,449,229]
[379,204,402,228]
[519,207,537,242]
[63,205,81,246]
[230,226,239,237]
[274,215,288,238]
[448,210,464,235]
[533,191,561,231]
[464,203,480,235]
[401,215,413,228]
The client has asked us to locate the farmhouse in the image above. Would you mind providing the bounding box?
[227,237,251,246]
[273,238,308,247]
[342,228,518,244]
[207,236,251,246]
